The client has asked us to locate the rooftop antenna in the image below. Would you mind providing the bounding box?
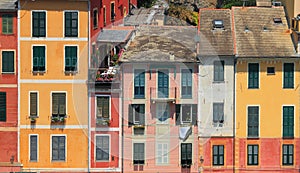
[242,0,248,7]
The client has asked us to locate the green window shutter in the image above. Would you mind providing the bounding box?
[30,93,37,116]
[2,16,7,33]
[2,14,13,34]
[2,51,14,73]
[0,92,6,121]
[65,46,77,71]
[128,104,133,126]
[175,104,181,125]
[8,16,13,34]
[248,63,259,88]
[58,93,66,115]
[283,106,294,137]
[248,106,259,137]
[97,96,109,118]
[52,94,59,115]
[32,12,45,37]
[33,46,45,71]
[284,63,294,88]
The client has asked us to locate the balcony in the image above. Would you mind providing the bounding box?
[150,87,177,103]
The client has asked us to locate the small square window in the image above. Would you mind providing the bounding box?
[267,67,275,75]
[213,20,224,29]
[273,18,283,24]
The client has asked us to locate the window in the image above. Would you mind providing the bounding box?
[248,106,259,137]
[267,67,275,75]
[213,20,224,29]
[0,92,6,121]
[156,103,169,123]
[133,143,145,165]
[283,63,294,88]
[93,8,98,29]
[128,104,145,125]
[213,103,224,124]
[30,92,38,117]
[157,143,168,164]
[96,136,109,161]
[247,145,258,165]
[52,93,66,117]
[52,136,65,161]
[175,104,197,125]
[32,46,45,72]
[282,144,293,165]
[158,70,169,98]
[65,46,77,72]
[181,69,192,98]
[32,12,46,37]
[134,70,145,98]
[2,14,13,34]
[30,135,38,161]
[248,63,259,88]
[283,106,294,138]
[213,145,224,166]
[64,11,78,37]
[103,6,106,26]
[273,17,283,24]
[214,61,224,82]
[96,96,109,119]
[1,51,14,73]
[110,2,115,21]
[181,143,192,167]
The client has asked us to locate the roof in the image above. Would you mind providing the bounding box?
[97,28,134,43]
[120,26,198,62]
[232,6,295,57]
[199,9,234,56]
[0,0,16,11]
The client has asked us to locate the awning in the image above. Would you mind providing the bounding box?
[179,126,192,141]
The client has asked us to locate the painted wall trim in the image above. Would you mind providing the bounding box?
[20,37,88,41]
[20,125,88,129]
[0,84,18,88]
[21,168,88,172]
[0,127,18,131]
[91,127,120,131]
[20,79,86,84]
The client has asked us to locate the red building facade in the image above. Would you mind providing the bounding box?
[0,1,21,172]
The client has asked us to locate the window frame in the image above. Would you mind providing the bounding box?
[247,144,259,165]
[248,63,259,89]
[29,91,39,117]
[95,135,110,162]
[134,69,145,99]
[156,143,169,164]
[95,95,111,120]
[93,8,98,29]
[64,11,79,37]
[213,19,224,29]
[2,14,13,34]
[213,102,224,124]
[181,143,192,167]
[1,50,15,74]
[212,145,224,166]
[283,63,294,89]
[282,105,294,138]
[0,92,6,122]
[213,60,224,82]
[133,142,145,165]
[267,67,275,75]
[50,135,66,162]
[247,106,259,138]
[181,104,192,124]
[157,69,169,98]
[131,104,145,125]
[31,11,46,37]
[156,103,169,124]
[110,2,115,21]
[282,144,294,166]
[103,6,107,26]
[51,92,67,118]
[32,45,46,73]
[64,45,78,73]
[181,69,192,98]
[29,134,38,162]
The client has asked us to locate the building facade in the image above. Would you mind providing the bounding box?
[233,6,300,173]
[18,0,89,172]
[198,9,235,173]
[0,0,22,172]
[120,26,199,173]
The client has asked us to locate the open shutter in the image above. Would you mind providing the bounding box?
[175,104,181,125]
[128,104,133,126]
[65,47,71,71]
[71,47,77,71]
[0,92,6,121]
[191,104,197,125]
[139,105,145,125]
[52,94,59,116]
[58,93,66,116]
[102,97,109,118]
[30,135,37,161]
[30,92,37,116]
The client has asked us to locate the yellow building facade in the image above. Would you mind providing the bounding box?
[18,0,89,172]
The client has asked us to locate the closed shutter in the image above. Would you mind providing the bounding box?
[191,104,197,125]
[283,106,294,137]
[32,12,39,36]
[248,63,259,88]
[248,106,259,137]
[58,93,66,115]
[2,14,13,34]
[52,94,59,115]
[39,12,46,36]
[0,92,6,121]
[2,51,14,73]
[71,12,78,36]
[2,15,8,33]
[175,104,181,125]
[65,12,71,36]
[30,92,37,116]
[52,136,59,160]
[97,96,109,118]
[30,135,37,161]
[128,104,133,126]
[65,46,77,71]
[58,136,65,160]
[33,46,45,71]
[284,63,294,88]
[133,143,144,164]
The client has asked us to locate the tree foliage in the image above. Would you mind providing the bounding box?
[222,0,256,8]
[137,0,157,8]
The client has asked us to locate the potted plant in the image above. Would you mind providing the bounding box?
[51,116,60,123]
[30,117,36,123]
[97,118,110,126]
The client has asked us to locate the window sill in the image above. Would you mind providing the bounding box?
[32,71,46,75]
[51,160,66,162]
[247,136,259,140]
[1,72,15,74]
[95,160,110,162]
[64,71,78,75]
[267,73,275,75]
[134,96,145,99]
[181,96,192,99]
[213,81,225,83]
[283,87,294,89]
[282,136,294,139]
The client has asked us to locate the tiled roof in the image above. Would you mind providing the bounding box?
[120,25,198,62]
[97,28,134,43]
[199,9,234,56]
[0,0,16,10]
[232,6,295,57]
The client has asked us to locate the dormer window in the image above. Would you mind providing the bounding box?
[273,17,283,24]
[213,20,224,29]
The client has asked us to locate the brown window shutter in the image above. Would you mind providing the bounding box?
[30,93,37,116]
[52,94,59,115]
[58,93,66,116]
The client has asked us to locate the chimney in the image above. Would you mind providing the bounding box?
[256,0,272,7]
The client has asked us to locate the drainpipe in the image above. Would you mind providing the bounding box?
[121,63,124,173]
[87,0,91,172]
[17,0,21,165]
[233,58,236,173]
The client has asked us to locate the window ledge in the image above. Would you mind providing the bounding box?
[64,71,78,75]
[32,71,46,74]
[282,136,294,139]
[247,137,259,140]
[213,81,225,84]
[1,72,15,74]
[133,97,145,99]
[51,160,66,162]
[283,87,294,89]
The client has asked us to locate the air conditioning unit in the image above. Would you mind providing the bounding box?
[272,1,282,6]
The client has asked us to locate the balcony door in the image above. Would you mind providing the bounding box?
[158,70,169,98]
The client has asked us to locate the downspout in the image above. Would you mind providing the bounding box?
[87,0,91,172]
[233,58,236,173]
[121,62,124,173]
[17,0,21,165]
